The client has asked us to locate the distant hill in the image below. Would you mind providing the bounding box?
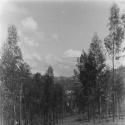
[54,76,82,91]
[54,76,76,90]
[54,66,125,91]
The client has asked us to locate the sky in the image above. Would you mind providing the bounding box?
[0,0,125,76]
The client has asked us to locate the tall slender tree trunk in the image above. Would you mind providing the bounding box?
[106,99,109,120]
[99,96,101,122]
[112,39,115,121]
[93,103,95,123]
[20,82,23,125]
[14,102,16,125]
[1,90,3,125]
[88,103,90,122]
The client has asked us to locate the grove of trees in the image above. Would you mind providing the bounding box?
[74,3,125,122]
[0,3,125,125]
[0,25,66,125]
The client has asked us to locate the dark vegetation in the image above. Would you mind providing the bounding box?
[0,3,125,125]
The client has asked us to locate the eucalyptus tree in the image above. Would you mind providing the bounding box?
[0,25,32,125]
[42,66,54,125]
[0,25,24,125]
[75,33,106,121]
[89,34,106,121]
[104,4,125,120]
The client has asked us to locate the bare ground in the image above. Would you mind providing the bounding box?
[57,115,125,125]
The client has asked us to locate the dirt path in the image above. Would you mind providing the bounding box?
[57,115,125,125]
[57,115,84,125]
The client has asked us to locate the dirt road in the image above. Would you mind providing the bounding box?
[57,115,85,125]
[57,115,125,125]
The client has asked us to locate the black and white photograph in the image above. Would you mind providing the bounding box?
[0,0,125,125]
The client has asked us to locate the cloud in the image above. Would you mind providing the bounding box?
[27,53,42,62]
[0,2,29,49]
[0,0,8,16]
[64,49,81,58]
[18,28,40,51]
[4,2,29,15]
[20,17,59,45]
[116,1,125,14]
[22,51,43,71]
[45,54,63,65]
[19,16,42,48]
[51,33,59,42]
[21,17,38,30]
[23,36,39,47]
[41,53,78,76]
[20,52,78,76]
[39,33,60,43]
